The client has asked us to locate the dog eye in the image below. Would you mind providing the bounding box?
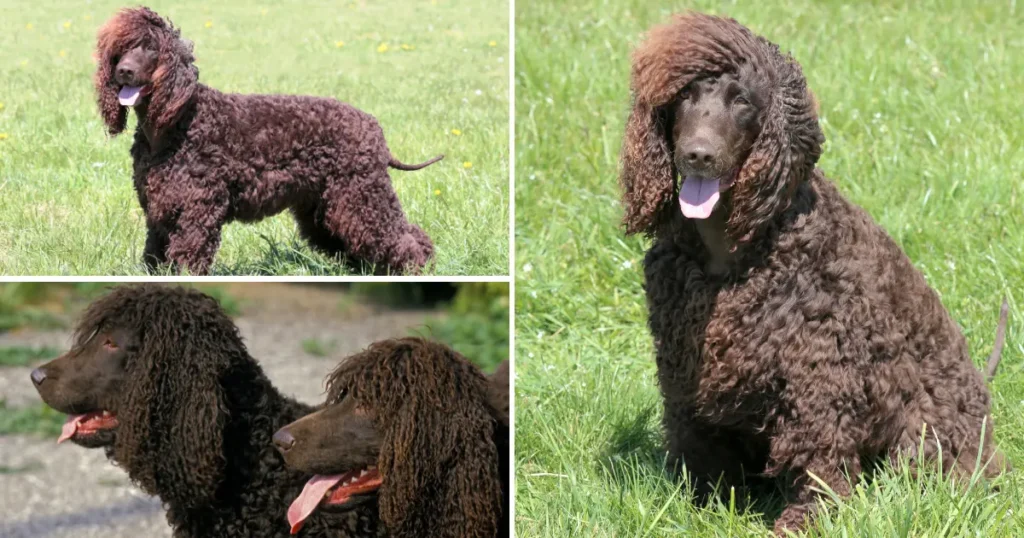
[734,95,751,106]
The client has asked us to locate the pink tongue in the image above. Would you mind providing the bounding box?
[118,86,143,106]
[679,176,721,219]
[58,414,87,444]
[287,474,344,534]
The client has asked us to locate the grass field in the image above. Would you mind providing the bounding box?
[515,0,1024,536]
[0,0,508,275]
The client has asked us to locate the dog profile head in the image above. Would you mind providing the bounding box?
[94,7,198,137]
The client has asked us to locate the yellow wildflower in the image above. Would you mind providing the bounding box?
[462,161,472,169]
[335,40,345,48]
[401,43,414,51]
[260,8,268,15]
[433,189,441,196]
[377,43,389,53]
[59,50,67,58]
[0,103,4,111]
[489,40,497,47]
[204,21,213,28]
[26,23,33,30]
[0,133,9,140]
[450,129,462,136]
[63,21,71,29]
[84,14,92,21]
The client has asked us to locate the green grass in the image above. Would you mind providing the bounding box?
[0,346,59,367]
[0,401,66,437]
[515,0,1024,536]
[301,337,337,358]
[0,0,508,275]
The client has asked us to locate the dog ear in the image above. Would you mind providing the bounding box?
[149,34,197,136]
[726,69,823,244]
[94,21,128,135]
[113,299,229,509]
[348,340,503,538]
[620,101,676,236]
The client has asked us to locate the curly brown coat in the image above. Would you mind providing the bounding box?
[620,12,1007,534]
[324,338,507,538]
[94,8,439,275]
[32,285,377,538]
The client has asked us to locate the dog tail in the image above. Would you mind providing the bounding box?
[389,154,444,171]
[985,296,1009,382]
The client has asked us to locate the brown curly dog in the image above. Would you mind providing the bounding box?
[273,339,508,538]
[620,12,1008,534]
[95,7,441,275]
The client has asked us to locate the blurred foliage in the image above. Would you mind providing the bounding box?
[349,282,459,307]
[0,401,65,437]
[0,283,241,332]
[301,338,337,358]
[0,346,59,367]
[418,283,510,372]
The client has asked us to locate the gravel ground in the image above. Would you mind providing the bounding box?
[0,284,442,537]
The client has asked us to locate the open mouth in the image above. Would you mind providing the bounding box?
[678,169,738,220]
[117,85,151,106]
[57,410,119,444]
[287,465,381,534]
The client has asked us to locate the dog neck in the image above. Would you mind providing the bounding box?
[131,101,158,149]
[692,208,735,277]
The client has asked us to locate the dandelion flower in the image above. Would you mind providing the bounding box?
[400,43,414,51]
[25,23,33,30]
[489,40,497,47]
[377,43,389,53]
[63,21,71,29]
[450,129,462,136]
[59,50,67,58]
[19,60,28,66]
[0,102,4,111]
[260,8,268,15]
[433,189,441,196]
[335,40,345,48]
[0,133,8,140]
[462,161,472,169]
[204,21,213,28]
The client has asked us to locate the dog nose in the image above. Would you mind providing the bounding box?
[272,429,296,451]
[30,368,48,386]
[682,140,716,167]
[116,66,135,82]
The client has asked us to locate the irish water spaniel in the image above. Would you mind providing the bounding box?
[29,285,379,537]
[619,12,1008,534]
[94,7,441,275]
[273,339,508,538]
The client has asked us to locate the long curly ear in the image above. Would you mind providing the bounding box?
[620,101,675,235]
[113,298,228,509]
[726,64,823,244]
[94,17,128,135]
[342,340,502,538]
[149,30,197,136]
[379,399,500,538]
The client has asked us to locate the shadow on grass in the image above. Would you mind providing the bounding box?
[596,403,789,527]
[211,234,437,276]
